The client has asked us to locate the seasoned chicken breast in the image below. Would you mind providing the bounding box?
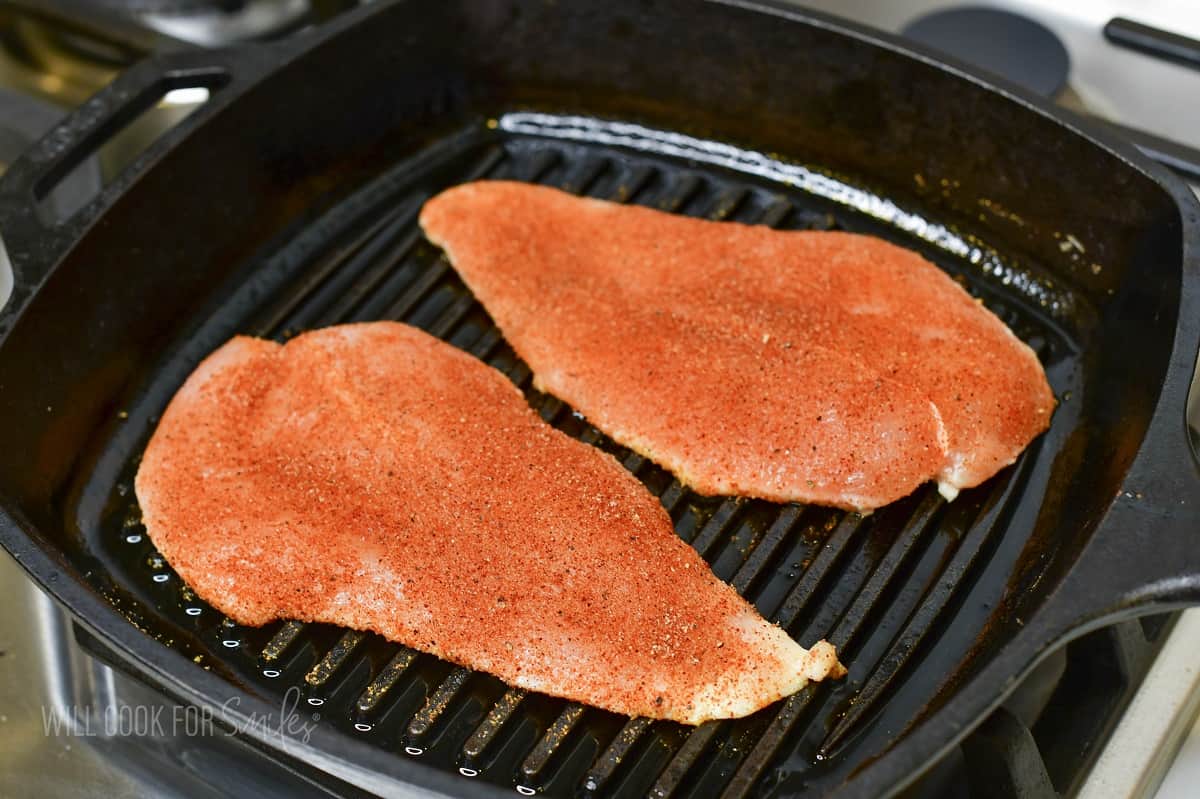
[420,181,1053,508]
[135,322,843,724]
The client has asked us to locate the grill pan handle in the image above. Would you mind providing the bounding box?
[0,45,276,325]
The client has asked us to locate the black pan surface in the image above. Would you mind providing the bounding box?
[0,2,1198,797]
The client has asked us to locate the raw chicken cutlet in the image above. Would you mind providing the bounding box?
[420,181,1054,509]
[135,322,844,724]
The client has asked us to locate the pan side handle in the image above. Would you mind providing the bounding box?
[0,45,274,331]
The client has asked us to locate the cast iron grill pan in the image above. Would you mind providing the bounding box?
[2,3,1198,798]
[83,129,1076,798]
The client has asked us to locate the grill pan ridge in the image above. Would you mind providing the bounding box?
[0,2,1198,798]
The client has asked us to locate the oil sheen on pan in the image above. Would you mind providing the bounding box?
[420,181,1055,511]
[134,322,845,725]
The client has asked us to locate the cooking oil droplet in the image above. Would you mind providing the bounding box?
[185,607,202,616]
[222,639,240,648]
[354,723,372,732]
[516,787,537,796]
[404,746,424,756]
[307,697,324,706]
[262,669,280,678]
[126,534,142,544]
[458,767,479,777]
[152,574,169,583]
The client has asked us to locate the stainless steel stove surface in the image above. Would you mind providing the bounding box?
[0,2,1198,798]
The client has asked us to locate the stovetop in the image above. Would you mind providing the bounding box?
[0,2,1198,798]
